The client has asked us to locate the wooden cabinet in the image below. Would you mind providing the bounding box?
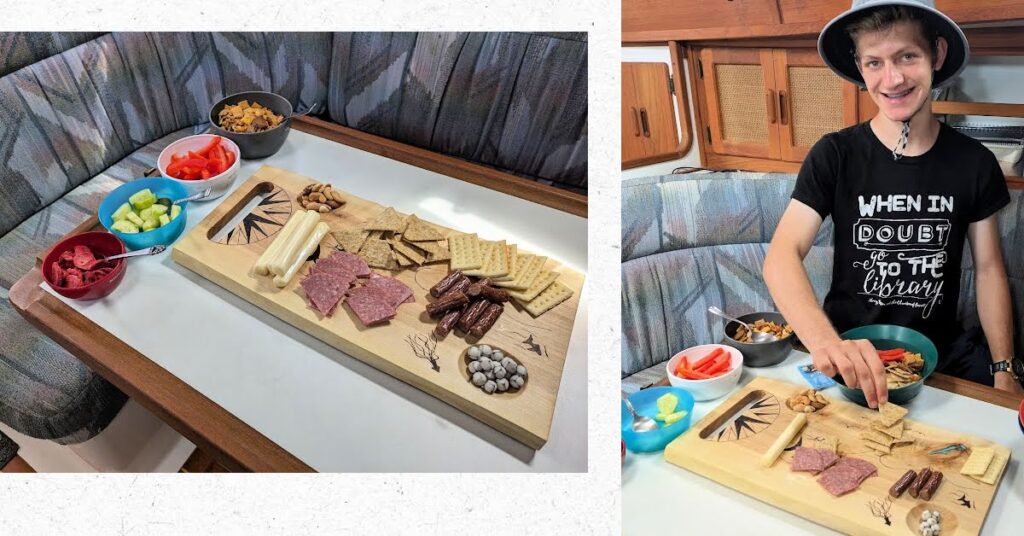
[622,62,682,168]
[697,47,858,163]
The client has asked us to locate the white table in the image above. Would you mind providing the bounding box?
[41,129,588,472]
[622,352,1024,535]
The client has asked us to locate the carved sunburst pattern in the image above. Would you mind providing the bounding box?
[706,393,781,442]
[212,186,293,245]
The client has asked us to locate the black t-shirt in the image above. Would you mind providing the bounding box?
[792,121,1010,356]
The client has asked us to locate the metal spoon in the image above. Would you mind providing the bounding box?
[156,187,212,210]
[80,245,167,270]
[707,305,777,343]
[622,391,659,433]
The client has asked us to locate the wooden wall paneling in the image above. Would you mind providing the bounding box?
[622,0,782,35]
[858,87,878,123]
[669,41,694,157]
[777,0,848,25]
[701,47,780,159]
[937,0,1024,24]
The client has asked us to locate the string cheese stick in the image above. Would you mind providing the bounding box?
[271,210,320,276]
[760,412,807,468]
[255,211,305,275]
[274,222,329,287]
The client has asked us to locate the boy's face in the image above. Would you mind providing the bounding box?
[853,21,948,122]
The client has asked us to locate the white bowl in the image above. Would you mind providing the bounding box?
[157,134,241,200]
[665,343,744,401]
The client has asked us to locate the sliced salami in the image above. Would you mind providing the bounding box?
[790,447,824,473]
[345,285,397,326]
[834,457,878,483]
[320,250,370,277]
[300,272,350,317]
[818,466,862,496]
[364,275,414,307]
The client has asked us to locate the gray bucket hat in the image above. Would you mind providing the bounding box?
[817,0,969,88]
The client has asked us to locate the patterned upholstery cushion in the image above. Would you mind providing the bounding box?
[0,126,198,445]
[328,32,588,193]
[621,173,834,377]
[622,172,1022,380]
[0,32,103,78]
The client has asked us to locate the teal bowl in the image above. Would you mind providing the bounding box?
[98,178,189,250]
[621,386,695,453]
[836,324,938,406]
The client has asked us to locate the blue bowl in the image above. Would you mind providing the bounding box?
[621,386,695,453]
[98,177,189,250]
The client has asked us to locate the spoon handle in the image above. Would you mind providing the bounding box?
[176,188,212,204]
[621,391,640,417]
[103,245,166,262]
[708,305,751,330]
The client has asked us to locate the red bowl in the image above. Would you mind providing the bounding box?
[1019,397,1024,435]
[41,231,127,300]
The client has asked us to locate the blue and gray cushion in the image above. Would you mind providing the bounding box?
[621,172,834,388]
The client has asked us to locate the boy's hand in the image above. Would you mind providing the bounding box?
[810,338,889,408]
[993,372,1024,395]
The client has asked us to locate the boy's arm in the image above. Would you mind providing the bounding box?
[967,215,1021,394]
[764,200,888,407]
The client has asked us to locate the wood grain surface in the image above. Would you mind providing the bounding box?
[171,165,585,449]
[665,377,1011,536]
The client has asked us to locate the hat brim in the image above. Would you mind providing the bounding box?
[817,0,968,88]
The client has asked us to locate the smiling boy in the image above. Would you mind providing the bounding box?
[764,0,1023,406]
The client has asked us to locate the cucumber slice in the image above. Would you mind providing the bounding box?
[170,205,181,221]
[125,212,144,227]
[142,219,158,232]
[158,214,170,227]
[129,188,156,211]
[149,204,168,217]
[111,220,140,234]
[111,202,132,222]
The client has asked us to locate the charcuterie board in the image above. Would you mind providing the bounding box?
[664,377,1010,535]
[171,165,584,448]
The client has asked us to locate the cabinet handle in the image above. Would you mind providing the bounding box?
[640,107,651,138]
[766,90,777,124]
[631,107,641,137]
[779,90,788,126]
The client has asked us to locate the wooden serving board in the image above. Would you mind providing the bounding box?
[171,165,584,448]
[665,377,1010,535]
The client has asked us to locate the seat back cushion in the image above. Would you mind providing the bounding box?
[0,32,332,239]
[328,32,587,193]
[621,172,834,376]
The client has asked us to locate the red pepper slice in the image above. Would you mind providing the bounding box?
[195,135,222,157]
[692,348,724,371]
[200,168,212,180]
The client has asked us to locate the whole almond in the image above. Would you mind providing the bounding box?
[330,190,345,203]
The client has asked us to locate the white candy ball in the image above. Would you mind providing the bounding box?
[496,378,509,391]
[486,370,495,380]
[483,380,497,394]
[468,346,481,359]
[510,375,524,388]
[468,361,481,373]
[491,350,503,360]
[501,358,517,372]
[516,365,527,377]
[494,366,507,379]
[472,372,486,386]
[480,358,493,371]
[479,344,492,356]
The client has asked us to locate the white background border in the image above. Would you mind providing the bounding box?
[0,1,621,534]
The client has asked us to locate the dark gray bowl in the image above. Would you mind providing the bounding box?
[209,90,292,159]
[720,311,794,368]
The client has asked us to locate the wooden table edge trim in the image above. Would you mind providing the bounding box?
[291,116,588,218]
[649,372,1023,411]
[8,268,313,473]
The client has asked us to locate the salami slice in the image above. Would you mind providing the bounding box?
[790,447,824,473]
[364,275,414,307]
[300,272,350,317]
[345,285,397,326]
[818,467,862,496]
[320,250,370,277]
[834,457,878,483]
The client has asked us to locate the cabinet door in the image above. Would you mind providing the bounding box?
[632,63,680,160]
[772,49,858,162]
[621,64,649,166]
[623,0,781,34]
[700,47,780,159]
